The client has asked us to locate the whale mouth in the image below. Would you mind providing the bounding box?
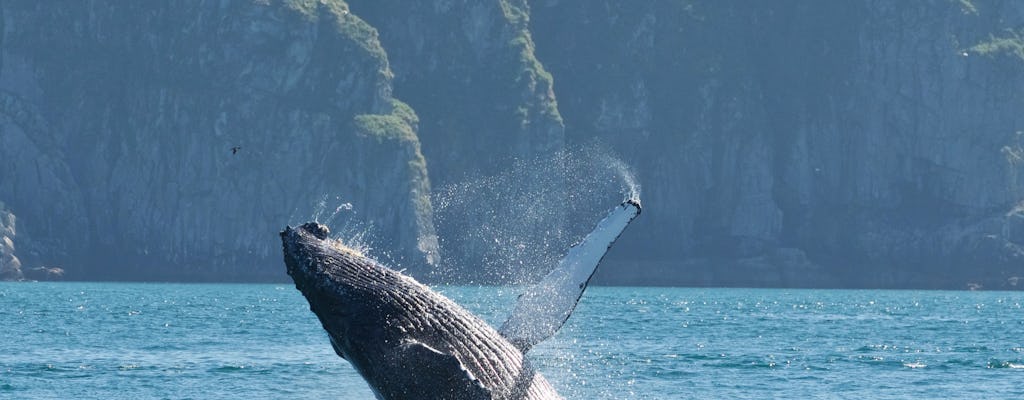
[280,224,324,281]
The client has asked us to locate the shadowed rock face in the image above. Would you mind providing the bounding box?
[281,222,561,400]
[528,0,1024,289]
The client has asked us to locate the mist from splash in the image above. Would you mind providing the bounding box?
[431,143,641,285]
[597,146,641,202]
[306,194,378,262]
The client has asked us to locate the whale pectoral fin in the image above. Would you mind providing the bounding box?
[499,199,641,353]
[395,341,491,399]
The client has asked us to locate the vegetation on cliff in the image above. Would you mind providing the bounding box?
[971,29,1024,61]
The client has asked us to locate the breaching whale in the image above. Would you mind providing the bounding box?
[281,199,641,399]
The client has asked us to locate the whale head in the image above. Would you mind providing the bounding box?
[279,222,389,361]
[280,222,372,285]
[280,222,336,289]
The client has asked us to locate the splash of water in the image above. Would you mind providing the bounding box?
[305,194,378,262]
[310,194,351,226]
[598,148,641,201]
[431,143,641,285]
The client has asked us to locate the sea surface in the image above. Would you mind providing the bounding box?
[1,283,1022,399]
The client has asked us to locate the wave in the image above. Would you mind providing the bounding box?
[988,360,1024,369]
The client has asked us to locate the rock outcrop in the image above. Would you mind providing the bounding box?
[0,1,437,280]
[22,266,64,281]
[0,205,21,281]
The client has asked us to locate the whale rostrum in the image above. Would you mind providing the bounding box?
[281,199,641,399]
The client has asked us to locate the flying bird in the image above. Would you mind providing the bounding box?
[231,146,241,155]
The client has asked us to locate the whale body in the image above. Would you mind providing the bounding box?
[281,200,641,399]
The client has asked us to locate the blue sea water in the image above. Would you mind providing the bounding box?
[1,283,1023,399]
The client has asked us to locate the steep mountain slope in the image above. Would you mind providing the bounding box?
[0,0,437,280]
[531,0,1024,288]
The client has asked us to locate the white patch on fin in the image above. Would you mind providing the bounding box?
[499,199,641,352]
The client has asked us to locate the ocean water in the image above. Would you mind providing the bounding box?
[1,283,1022,399]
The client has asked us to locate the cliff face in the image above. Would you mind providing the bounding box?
[348,0,564,184]
[348,0,567,281]
[530,0,1024,288]
[0,205,21,281]
[3,1,1023,288]
[0,0,437,280]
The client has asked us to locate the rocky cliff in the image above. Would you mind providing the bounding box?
[529,0,1024,288]
[3,1,1023,288]
[0,204,21,280]
[348,0,564,184]
[347,0,568,282]
[0,0,437,281]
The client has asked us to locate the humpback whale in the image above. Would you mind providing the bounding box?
[281,199,641,399]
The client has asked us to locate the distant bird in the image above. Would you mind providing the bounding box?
[231,146,241,155]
